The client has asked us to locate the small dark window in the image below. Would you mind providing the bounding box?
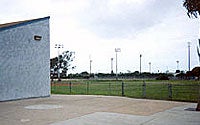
[34,35,42,41]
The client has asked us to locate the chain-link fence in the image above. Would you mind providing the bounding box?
[51,80,200,102]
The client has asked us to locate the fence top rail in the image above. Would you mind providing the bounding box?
[172,84,200,87]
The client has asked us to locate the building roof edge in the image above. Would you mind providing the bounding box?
[0,16,50,31]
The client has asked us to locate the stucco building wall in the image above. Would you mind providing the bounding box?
[0,17,50,101]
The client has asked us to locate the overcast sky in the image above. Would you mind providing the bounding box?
[0,0,199,74]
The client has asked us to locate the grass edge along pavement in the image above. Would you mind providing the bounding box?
[51,79,200,102]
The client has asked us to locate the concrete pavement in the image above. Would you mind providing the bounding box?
[0,95,199,125]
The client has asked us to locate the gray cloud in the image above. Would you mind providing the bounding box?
[77,0,179,39]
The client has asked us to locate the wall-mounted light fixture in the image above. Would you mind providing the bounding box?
[34,35,42,41]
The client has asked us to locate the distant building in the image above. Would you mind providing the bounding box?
[0,17,50,101]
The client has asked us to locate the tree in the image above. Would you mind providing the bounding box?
[197,39,200,63]
[60,51,76,77]
[183,0,200,111]
[50,57,58,78]
[191,67,200,80]
[50,57,58,69]
[50,50,75,78]
[183,0,200,18]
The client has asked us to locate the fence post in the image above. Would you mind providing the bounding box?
[168,83,172,100]
[86,82,89,95]
[142,81,146,98]
[109,83,111,95]
[122,81,125,96]
[69,81,72,94]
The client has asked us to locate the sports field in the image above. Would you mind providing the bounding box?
[51,79,200,102]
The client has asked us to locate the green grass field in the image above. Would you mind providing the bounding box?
[51,79,200,102]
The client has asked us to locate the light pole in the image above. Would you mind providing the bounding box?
[89,55,92,76]
[115,48,121,80]
[55,44,63,81]
[90,59,92,76]
[140,54,142,74]
[176,60,179,70]
[111,58,113,74]
[188,42,191,71]
[149,62,151,73]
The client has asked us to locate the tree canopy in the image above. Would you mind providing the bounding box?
[183,0,200,18]
[50,50,75,77]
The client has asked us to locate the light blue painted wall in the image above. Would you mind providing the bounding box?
[0,18,50,101]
